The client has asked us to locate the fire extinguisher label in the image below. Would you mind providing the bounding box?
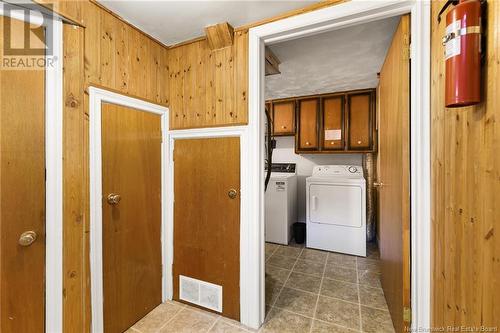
[445,20,461,60]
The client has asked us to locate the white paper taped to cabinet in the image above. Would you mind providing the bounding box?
[325,129,341,140]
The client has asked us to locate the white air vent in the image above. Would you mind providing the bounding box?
[179,275,223,313]
[179,275,199,304]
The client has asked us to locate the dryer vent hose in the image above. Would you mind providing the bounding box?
[363,153,376,242]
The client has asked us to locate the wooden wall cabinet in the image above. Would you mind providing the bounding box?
[347,92,373,150]
[272,101,295,136]
[270,88,376,154]
[296,99,319,151]
[321,96,344,151]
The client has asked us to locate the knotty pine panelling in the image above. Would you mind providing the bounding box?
[53,1,170,332]
[38,0,169,104]
[40,0,500,330]
[431,1,499,329]
[81,2,169,103]
[168,30,248,129]
[62,23,90,333]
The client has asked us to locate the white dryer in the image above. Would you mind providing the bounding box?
[306,165,366,256]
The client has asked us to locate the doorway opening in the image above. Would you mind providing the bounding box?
[246,1,431,331]
[263,14,405,332]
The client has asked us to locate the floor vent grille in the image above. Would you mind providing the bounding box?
[179,275,223,312]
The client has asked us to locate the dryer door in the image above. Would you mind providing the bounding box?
[309,184,362,227]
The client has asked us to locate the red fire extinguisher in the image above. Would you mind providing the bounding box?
[439,0,483,108]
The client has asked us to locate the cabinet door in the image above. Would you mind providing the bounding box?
[273,101,295,136]
[297,99,319,150]
[322,96,344,150]
[348,93,372,150]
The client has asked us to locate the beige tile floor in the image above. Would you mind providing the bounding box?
[264,241,395,333]
[127,241,394,333]
[127,300,257,333]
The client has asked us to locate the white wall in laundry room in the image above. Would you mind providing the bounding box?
[271,136,363,222]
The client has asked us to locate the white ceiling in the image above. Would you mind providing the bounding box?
[265,16,400,100]
[97,0,316,46]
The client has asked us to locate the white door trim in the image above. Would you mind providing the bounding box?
[89,87,169,333]
[0,6,65,332]
[247,0,431,329]
[45,17,64,333]
[166,126,250,315]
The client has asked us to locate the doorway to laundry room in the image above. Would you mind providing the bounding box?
[262,14,411,333]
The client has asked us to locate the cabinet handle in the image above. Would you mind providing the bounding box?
[305,141,310,146]
[330,142,335,145]
[281,125,286,129]
[357,140,362,145]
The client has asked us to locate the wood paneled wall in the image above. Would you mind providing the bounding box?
[165,1,351,130]
[167,31,248,129]
[431,1,499,329]
[62,23,89,333]
[51,1,170,103]
[54,1,170,332]
[44,0,500,330]
[54,1,337,330]
[82,5,168,103]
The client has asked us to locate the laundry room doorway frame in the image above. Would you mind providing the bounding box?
[246,0,431,330]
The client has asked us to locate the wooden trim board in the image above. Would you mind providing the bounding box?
[167,0,349,49]
[235,0,348,32]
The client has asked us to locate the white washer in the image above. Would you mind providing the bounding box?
[306,165,366,256]
[265,163,297,245]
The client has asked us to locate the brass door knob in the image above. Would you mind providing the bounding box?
[107,193,121,205]
[305,141,310,146]
[374,182,384,187]
[228,189,238,199]
[19,231,37,246]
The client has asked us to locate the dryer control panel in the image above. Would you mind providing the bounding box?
[312,165,363,177]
